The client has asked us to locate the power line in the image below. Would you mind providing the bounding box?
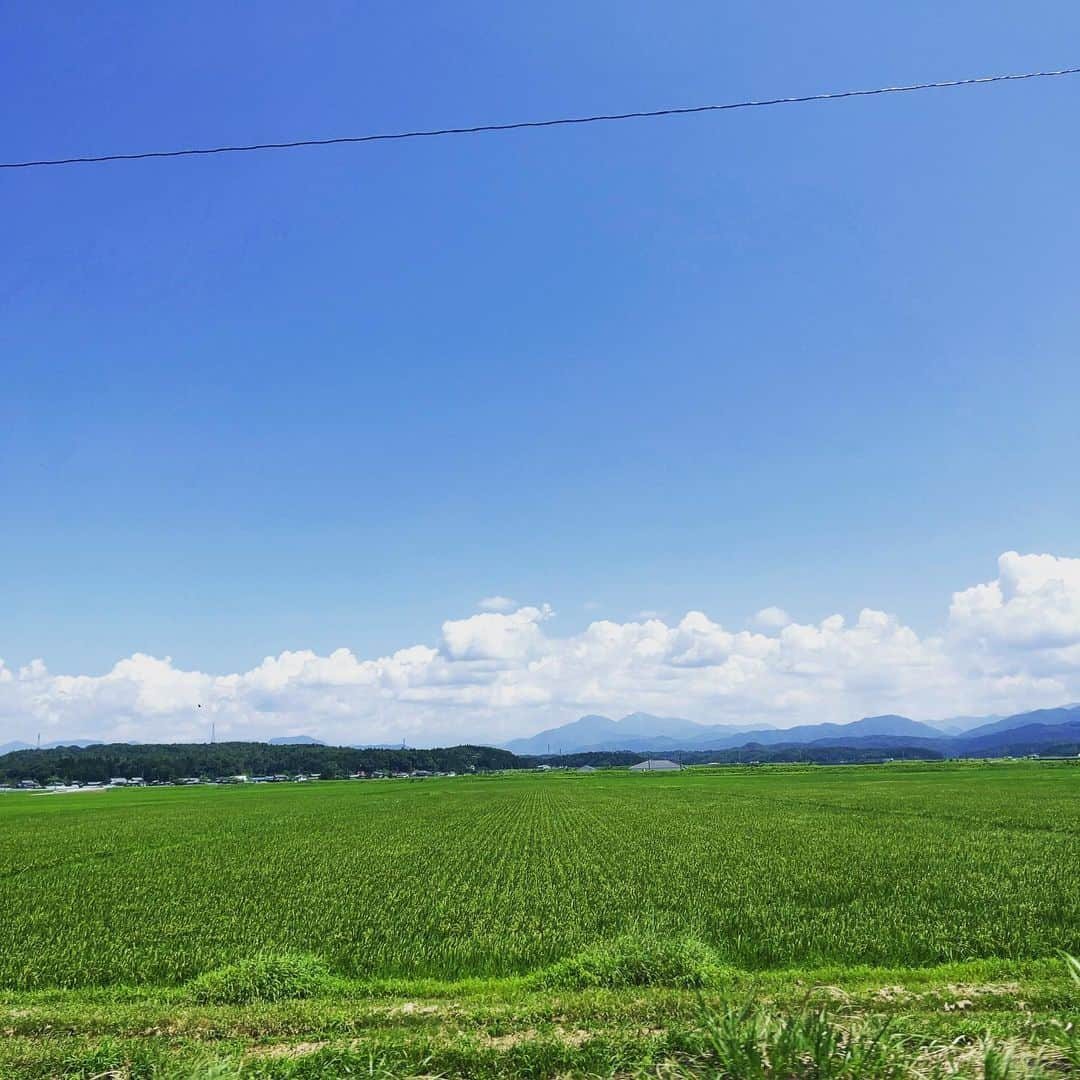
[2,66,1078,172]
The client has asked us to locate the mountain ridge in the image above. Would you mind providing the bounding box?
[502,712,775,755]
[504,707,1080,755]
[504,712,945,754]
[0,739,103,755]
[959,705,1080,741]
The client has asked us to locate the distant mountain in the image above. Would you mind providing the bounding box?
[960,705,1080,741]
[0,739,102,754]
[612,715,945,753]
[268,735,325,746]
[505,712,941,755]
[503,713,758,755]
[727,734,945,755]
[951,718,1080,756]
[733,715,944,745]
[504,714,618,755]
[936,714,1003,735]
[615,712,722,737]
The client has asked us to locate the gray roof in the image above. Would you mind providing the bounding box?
[577,765,597,772]
[629,759,682,771]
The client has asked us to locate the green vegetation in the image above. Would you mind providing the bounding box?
[0,742,516,786]
[2,761,1077,989]
[1,760,1077,1076]
[0,958,1076,1077]
[185,955,334,1006]
[0,741,953,788]
[527,936,729,990]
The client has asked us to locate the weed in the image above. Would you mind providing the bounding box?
[185,954,332,1005]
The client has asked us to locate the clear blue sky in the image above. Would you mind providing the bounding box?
[3,2,1079,677]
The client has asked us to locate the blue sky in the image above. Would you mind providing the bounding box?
[2,4,1080,742]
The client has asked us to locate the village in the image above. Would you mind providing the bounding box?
[0,768,461,793]
[0,759,697,794]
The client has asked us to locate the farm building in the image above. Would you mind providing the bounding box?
[629,759,682,772]
[577,765,597,773]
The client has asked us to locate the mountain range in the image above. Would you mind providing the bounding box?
[5,706,1079,763]
[503,706,1080,757]
[0,739,103,755]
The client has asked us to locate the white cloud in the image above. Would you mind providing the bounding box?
[949,551,1080,653]
[4,552,1080,747]
[441,605,553,662]
[753,606,793,630]
[477,595,516,613]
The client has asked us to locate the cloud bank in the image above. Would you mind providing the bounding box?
[4,552,1080,747]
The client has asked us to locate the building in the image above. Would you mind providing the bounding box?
[577,765,597,773]
[628,759,682,772]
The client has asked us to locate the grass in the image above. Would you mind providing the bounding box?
[527,936,729,989]
[185,955,335,1006]
[1,761,1077,989]
[1,760,1077,1075]
[0,957,1076,1077]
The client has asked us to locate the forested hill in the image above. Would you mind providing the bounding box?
[0,742,517,785]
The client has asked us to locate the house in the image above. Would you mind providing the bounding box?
[628,759,682,772]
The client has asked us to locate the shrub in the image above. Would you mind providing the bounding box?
[185,953,332,1005]
[529,936,728,990]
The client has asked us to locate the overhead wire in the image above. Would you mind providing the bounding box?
[2,66,1078,172]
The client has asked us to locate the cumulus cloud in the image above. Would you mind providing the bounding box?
[4,553,1080,747]
[441,605,553,662]
[753,606,793,630]
[949,552,1080,652]
[477,595,516,613]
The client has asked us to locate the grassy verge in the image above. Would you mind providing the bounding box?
[1,957,1077,1078]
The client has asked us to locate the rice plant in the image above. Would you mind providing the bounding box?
[0,761,1076,990]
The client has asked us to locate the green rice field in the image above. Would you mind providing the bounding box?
[2,760,1078,991]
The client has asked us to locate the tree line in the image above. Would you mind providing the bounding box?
[0,742,519,784]
[0,740,952,785]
